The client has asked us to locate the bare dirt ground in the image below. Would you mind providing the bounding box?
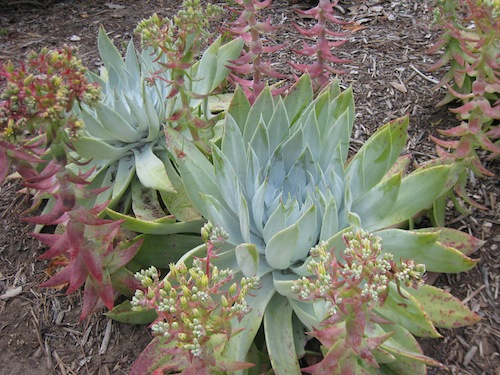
[0,0,498,374]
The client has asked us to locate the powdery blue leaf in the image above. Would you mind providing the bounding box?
[133,143,175,193]
[235,243,259,277]
[264,295,302,373]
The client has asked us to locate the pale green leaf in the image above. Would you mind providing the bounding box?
[264,294,302,374]
[235,243,260,277]
[405,284,481,328]
[73,137,130,160]
[375,283,441,338]
[133,143,175,193]
[372,165,455,229]
[346,116,409,200]
[158,153,202,222]
[165,126,223,217]
[283,75,313,125]
[112,154,136,200]
[224,273,275,374]
[98,27,125,72]
[353,173,401,231]
[105,208,203,235]
[95,102,140,143]
[80,105,115,140]
[377,229,478,273]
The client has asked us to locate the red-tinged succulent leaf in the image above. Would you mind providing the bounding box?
[105,236,144,273]
[22,199,70,225]
[345,305,365,349]
[81,276,100,319]
[470,157,495,178]
[437,124,471,137]
[435,144,452,158]
[251,0,272,10]
[429,135,459,149]
[406,285,481,329]
[256,62,287,79]
[455,137,473,158]
[80,244,103,283]
[415,227,484,256]
[39,255,88,294]
[130,338,182,375]
[229,63,255,75]
[450,100,477,115]
[477,132,500,153]
[34,233,69,259]
[478,99,500,119]
[486,125,500,139]
[323,12,347,26]
[261,44,286,54]
[294,7,320,18]
[253,17,279,33]
[302,341,352,375]
[99,269,115,309]
[293,23,323,38]
[307,325,344,349]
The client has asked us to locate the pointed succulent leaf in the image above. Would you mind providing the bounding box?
[413,227,484,256]
[158,154,202,222]
[404,284,481,328]
[243,87,274,144]
[283,74,314,125]
[264,294,302,373]
[95,102,140,143]
[98,27,126,72]
[165,126,224,216]
[105,208,203,235]
[376,283,441,338]
[377,229,478,273]
[378,323,443,373]
[227,85,251,134]
[224,273,276,367]
[133,143,175,193]
[353,172,401,231]
[107,300,157,324]
[111,154,136,200]
[265,204,318,269]
[73,137,131,160]
[192,37,244,97]
[80,105,116,140]
[235,243,260,277]
[371,165,456,229]
[346,117,409,200]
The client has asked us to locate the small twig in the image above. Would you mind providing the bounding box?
[409,64,440,85]
[99,319,113,355]
[44,338,54,370]
[462,284,486,304]
[52,350,68,375]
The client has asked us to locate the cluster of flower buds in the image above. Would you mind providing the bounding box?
[292,229,426,316]
[0,46,100,142]
[132,223,260,358]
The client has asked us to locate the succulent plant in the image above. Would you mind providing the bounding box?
[70,28,243,233]
[162,75,482,373]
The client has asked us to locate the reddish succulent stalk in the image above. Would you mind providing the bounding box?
[428,0,499,180]
[0,47,142,319]
[291,0,350,90]
[224,0,287,102]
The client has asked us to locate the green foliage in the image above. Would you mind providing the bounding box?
[71,28,243,228]
[148,75,482,373]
